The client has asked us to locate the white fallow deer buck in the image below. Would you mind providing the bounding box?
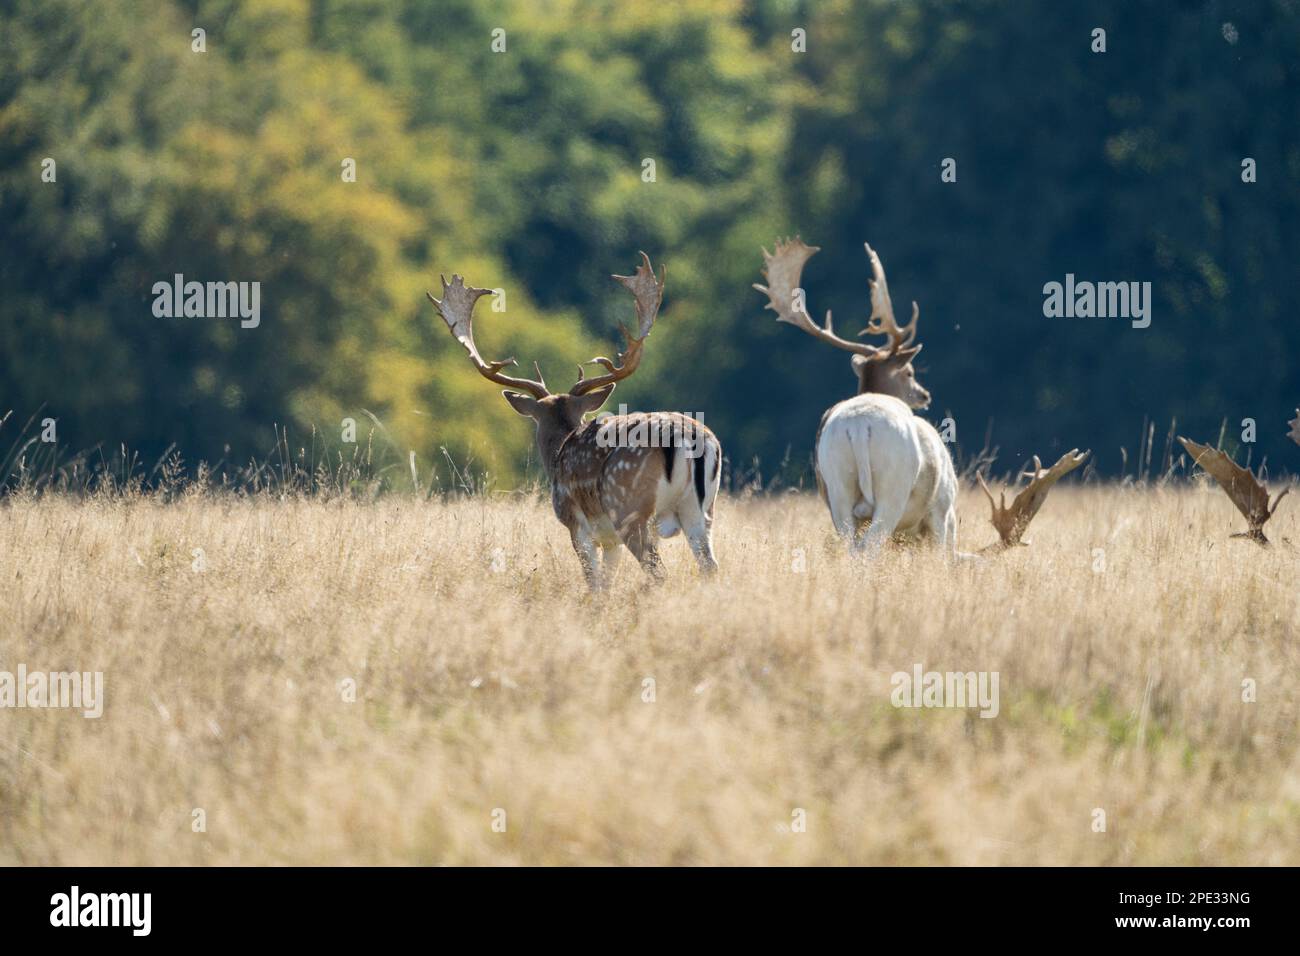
[754,238,957,557]
[429,253,722,589]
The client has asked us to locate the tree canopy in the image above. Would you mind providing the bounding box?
[3,0,1297,487]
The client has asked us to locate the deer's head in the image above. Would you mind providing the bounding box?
[428,254,665,475]
[754,238,930,409]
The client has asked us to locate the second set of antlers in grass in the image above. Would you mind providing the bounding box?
[1175,414,1300,546]
[984,418,1298,551]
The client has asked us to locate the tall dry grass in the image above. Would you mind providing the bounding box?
[1,484,1297,865]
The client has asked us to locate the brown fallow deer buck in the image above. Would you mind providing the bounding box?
[754,238,958,557]
[429,254,721,589]
[1178,435,1289,545]
[977,450,1090,551]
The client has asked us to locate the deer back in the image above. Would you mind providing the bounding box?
[552,412,714,527]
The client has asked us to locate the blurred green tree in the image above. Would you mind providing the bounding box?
[2,0,1297,488]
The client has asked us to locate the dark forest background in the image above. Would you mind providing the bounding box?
[3,0,1298,488]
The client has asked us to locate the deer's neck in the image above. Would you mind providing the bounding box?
[536,420,582,481]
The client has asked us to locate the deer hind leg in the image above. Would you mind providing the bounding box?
[818,433,867,544]
[600,540,622,581]
[818,448,861,541]
[683,519,718,575]
[932,498,958,560]
[616,512,664,582]
[675,444,720,574]
[920,458,959,559]
[821,481,863,541]
[943,510,958,559]
[854,496,905,558]
[677,495,718,575]
[848,427,922,558]
[699,433,722,531]
[916,504,957,559]
[569,522,603,591]
[822,474,862,543]
[852,463,912,558]
[594,517,622,582]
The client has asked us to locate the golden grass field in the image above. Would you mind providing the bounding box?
[1,484,1297,865]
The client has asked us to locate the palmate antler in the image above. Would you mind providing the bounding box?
[978,449,1090,549]
[571,252,666,395]
[431,254,665,401]
[1178,436,1289,545]
[753,237,920,362]
[428,275,550,398]
[861,243,920,358]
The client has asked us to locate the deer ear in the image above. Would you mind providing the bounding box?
[503,390,541,418]
[850,354,876,388]
[572,383,615,417]
[895,344,922,361]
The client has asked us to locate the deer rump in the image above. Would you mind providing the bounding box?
[553,411,721,543]
[814,393,957,554]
